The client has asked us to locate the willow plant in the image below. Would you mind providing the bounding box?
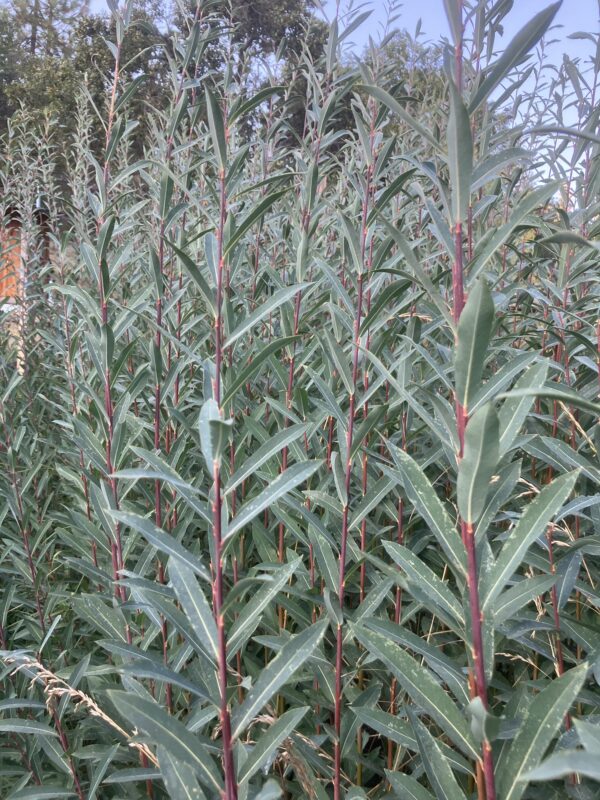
[1,2,600,800]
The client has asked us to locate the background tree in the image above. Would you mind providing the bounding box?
[9,0,88,55]
[175,0,318,56]
[70,1,169,150]
[1,0,88,143]
[0,8,19,124]
[0,0,323,150]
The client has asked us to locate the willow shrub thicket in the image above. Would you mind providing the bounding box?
[1,1,600,798]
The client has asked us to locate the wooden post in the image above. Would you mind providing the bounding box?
[1,211,27,373]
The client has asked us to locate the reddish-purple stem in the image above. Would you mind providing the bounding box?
[212,120,238,796]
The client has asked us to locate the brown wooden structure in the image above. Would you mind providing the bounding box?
[0,210,23,302]
[0,204,50,304]
[1,205,50,372]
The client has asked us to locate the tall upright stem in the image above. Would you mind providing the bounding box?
[151,21,202,710]
[453,222,467,461]
[277,135,322,591]
[358,112,376,602]
[5,456,45,633]
[453,5,496,798]
[333,263,365,799]
[98,31,127,609]
[212,113,237,798]
[333,97,378,796]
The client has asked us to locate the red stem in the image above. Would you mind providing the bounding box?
[212,120,237,796]
[453,8,496,797]
[334,266,365,800]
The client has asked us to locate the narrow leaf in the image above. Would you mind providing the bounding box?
[224,285,310,349]
[110,511,210,582]
[168,558,219,664]
[387,771,436,800]
[225,424,308,495]
[237,706,308,784]
[107,691,222,792]
[494,575,557,625]
[383,542,465,628]
[352,623,477,758]
[199,398,232,471]
[359,85,442,152]
[157,746,206,800]
[387,442,466,577]
[231,621,327,740]
[455,279,495,411]
[0,719,58,737]
[497,663,588,800]
[469,3,562,112]
[457,404,500,524]
[483,471,578,611]
[223,190,287,258]
[409,709,468,800]
[228,559,301,655]
[498,361,548,455]
[226,461,322,541]
[447,81,473,225]
[205,87,227,169]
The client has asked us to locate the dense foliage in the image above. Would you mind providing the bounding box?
[0,0,325,146]
[1,1,600,799]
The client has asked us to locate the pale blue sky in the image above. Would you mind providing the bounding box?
[324,0,599,63]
